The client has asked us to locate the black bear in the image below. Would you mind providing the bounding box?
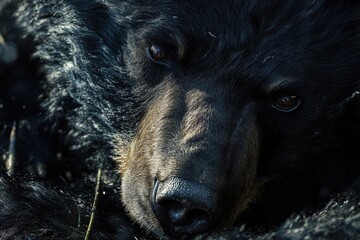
[1,0,360,239]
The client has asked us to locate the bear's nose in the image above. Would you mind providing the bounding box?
[151,177,217,238]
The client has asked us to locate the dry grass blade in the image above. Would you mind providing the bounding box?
[0,33,5,45]
[84,168,102,240]
[6,122,16,175]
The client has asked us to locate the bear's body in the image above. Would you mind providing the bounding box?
[1,0,360,239]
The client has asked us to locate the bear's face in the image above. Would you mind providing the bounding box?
[116,1,360,238]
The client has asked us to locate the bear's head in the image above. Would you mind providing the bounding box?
[116,1,360,238]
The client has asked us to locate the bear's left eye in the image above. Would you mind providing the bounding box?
[272,96,302,112]
[147,44,170,66]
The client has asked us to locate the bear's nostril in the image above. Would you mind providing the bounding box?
[162,200,189,225]
[151,177,216,237]
[160,200,210,227]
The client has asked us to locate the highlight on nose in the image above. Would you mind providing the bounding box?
[151,177,218,237]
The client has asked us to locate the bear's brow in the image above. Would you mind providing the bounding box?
[262,78,297,94]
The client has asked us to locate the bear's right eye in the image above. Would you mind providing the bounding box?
[271,95,302,112]
[147,44,170,66]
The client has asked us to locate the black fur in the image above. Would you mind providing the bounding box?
[1,0,360,239]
